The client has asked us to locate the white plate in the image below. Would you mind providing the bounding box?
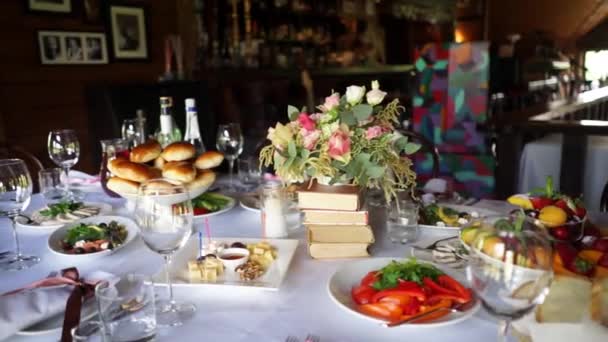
[116,184,212,206]
[419,204,499,231]
[327,257,480,327]
[16,202,113,231]
[155,237,299,291]
[239,194,260,212]
[17,297,98,336]
[47,215,138,259]
[193,195,236,219]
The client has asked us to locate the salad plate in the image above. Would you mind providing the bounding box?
[16,201,112,231]
[327,257,480,327]
[47,215,138,259]
[155,237,299,291]
[192,193,236,219]
[418,204,499,232]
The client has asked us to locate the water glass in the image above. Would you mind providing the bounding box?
[72,274,156,342]
[238,157,261,186]
[216,123,244,191]
[387,199,419,244]
[38,168,67,201]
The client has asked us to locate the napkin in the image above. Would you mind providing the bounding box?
[0,269,116,341]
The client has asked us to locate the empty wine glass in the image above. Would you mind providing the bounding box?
[134,179,195,327]
[465,215,553,341]
[47,129,82,200]
[122,119,139,149]
[216,123,244,191]
[0,159,40,270]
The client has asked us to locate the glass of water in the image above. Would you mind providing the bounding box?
[38,168,67,201]
[238,156,261,187]
[47,129,83,200]
[387,198,419,244]
[72,274,156,342]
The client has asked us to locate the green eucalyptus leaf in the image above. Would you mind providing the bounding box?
[404,142,422,155]
[300,149,310,159]
[288,140,297,157]
[352,104,373,121]
[366,165,385,179]
[394,136,409,153]
[284,155,295,169]
[340,110,357,126]
[287,105,300,121]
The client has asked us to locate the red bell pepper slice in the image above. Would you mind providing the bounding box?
[427,293,470,304]
[351,285,376,305]
[437,275,472,301]
[423,277,460,297]
[371,288,426,303]
[360,271,379,287]
[396,279,420,289]
[358,302,402,322]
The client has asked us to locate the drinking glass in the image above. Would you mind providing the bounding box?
[134,179,195,326]
[238,156,261,187]
[122,119,140,149]
[0,159,40,270]
[215,123,244,191]
[38,168,67,201]
[466,215,553,341]
[47,129,82,200]
[387,198,419,244]
[71,274,156,342]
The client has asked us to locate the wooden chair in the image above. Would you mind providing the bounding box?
[396,129,440,179]
[0,145,44,193]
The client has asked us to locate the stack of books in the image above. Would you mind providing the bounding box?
[298,182,374,259]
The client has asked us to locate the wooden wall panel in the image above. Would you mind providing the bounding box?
[0,0,178,173]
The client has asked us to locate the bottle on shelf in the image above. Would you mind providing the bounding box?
[135,109,147,145]
[155,96,182,147]
[183,98,206,154]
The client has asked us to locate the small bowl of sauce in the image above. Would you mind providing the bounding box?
[218,247,250,271]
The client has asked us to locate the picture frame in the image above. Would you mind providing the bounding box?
[37,30,109,65]
[107,3,149,60]
[26,0,72,14]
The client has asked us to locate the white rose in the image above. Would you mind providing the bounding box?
[345,85,365,106]
[366,89,387,106]
[371,80,380,90]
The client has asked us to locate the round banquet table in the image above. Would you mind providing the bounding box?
[0,189,504,342]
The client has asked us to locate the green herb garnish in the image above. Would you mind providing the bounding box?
[63,221,127,248]
[421,204,441,225]
[372,259,444,290]
[192,193,230,212]
[40,201,83,217]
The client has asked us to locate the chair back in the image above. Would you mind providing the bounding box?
[0,145,44,193]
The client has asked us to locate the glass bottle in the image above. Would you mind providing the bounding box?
[135,109,147,145]
[183,98,206,154]
[260,180,288,238]
[155,96,182,147]
[99,138,129,198]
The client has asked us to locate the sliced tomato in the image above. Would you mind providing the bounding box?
[193,207,209,215]
[371,288,426,303]
[358,302,402,321]
[360,271,379,287]
[351,285,376,305]
[437,275,472,301]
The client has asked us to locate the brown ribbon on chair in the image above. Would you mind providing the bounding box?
[60,267,96,342]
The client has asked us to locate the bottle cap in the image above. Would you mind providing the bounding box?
[185,98,196,108]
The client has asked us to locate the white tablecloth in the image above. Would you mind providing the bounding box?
[0,191,504,342]
[518,134,608,210]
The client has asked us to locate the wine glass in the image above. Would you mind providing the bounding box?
[47,129,82,200]
[215,123,244,191]
[0,159,40,270]
[134,179,195,327]
[122,119,139,149]
[465,215,553,341]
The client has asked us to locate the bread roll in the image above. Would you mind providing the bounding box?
[592,276,608,327]
[108,158,160,183]
[130,140,162,163]
[162,162,196,183]
[107,177,140,194]
[194,151,224,170]
[161,142,196,162]
[144,179,179,193]
[536,275,592,323]
[187,170,216,190]
[154,156,166,169]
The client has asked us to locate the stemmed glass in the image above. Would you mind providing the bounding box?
[215,123,244,191]
[47,129,82,200]
[122,119,139,149]
[466,215,553,341]
[134,179,195,327]
[0,159,40,270]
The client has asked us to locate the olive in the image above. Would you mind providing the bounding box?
[231,242,247,249]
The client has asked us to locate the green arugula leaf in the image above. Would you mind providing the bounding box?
[372,259,443,290]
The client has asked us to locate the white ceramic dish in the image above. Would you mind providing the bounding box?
[47,215,138,259]
[327,257,480,327]
[16,297,98,336]
[193,195,236,219]
[239,194,260,212]
[16,202,113,231]
[116,183,212,206]
[419,204,499,232]
[155,237,299,291]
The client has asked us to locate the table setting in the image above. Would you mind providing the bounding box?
[1,81,607,342]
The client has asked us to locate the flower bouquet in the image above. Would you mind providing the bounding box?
[260,81,420,202]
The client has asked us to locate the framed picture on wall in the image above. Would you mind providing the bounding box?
[27,0,72,14]
[38,30,109,65]
[107,3,149,60]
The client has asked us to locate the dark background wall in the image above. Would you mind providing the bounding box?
[0,0,178,174]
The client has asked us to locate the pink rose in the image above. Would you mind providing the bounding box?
[301,129,321,150]
[320,93,340,112]
[365,126,385,140]
[310,113,324,121]
[328,130,351,161]
[297,113,316,131]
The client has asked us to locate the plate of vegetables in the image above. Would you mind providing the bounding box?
[17,201,112,230]
[419,204,497,231]
[48,216,137,258]
[191,193,235,218]
[328,258,479,327]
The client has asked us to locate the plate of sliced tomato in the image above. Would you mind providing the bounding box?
[327,257,479,327]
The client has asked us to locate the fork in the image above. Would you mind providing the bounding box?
[285,336,300,342]
[305,334,320,342]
